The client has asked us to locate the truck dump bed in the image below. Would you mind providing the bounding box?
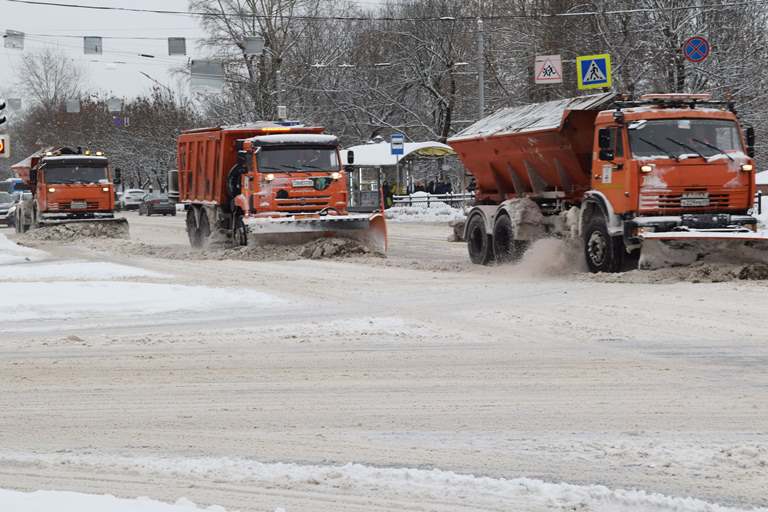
[448,93,616,203]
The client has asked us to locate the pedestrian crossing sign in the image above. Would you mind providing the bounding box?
[576,54,611,90]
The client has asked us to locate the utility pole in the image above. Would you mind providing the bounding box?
[477,18,485,119]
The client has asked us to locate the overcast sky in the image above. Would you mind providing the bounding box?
[1,0,384,105]
[0,0,205,101]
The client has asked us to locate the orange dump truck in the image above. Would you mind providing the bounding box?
[11,147,125,234]
[448,93,763,271]
[177,122,386,251]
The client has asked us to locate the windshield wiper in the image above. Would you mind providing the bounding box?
[691,138,734,162]
[639,137,678,160]
[665,136,707,160]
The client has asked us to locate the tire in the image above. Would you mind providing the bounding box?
[492,214,529,263]
[466,214,494,265]
[583,216,625,273]
[232,212,248,247]
[186,207,202,248]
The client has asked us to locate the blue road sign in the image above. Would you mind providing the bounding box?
[391,132,404,156]
[576,54,611,90]
[683,36,710,63]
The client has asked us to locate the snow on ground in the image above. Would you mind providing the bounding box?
[0,231,282,332]
[0,282,279,324]
[0,233,46,265]
[386,192,466,223]
[2,452,764,512]
[0,488,228,512]
[0,260,167,281]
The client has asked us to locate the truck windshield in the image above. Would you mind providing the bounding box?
[257,146,339,172]
[43,166,108,184]
[628,119,743,159]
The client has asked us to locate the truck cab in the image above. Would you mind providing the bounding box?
[236,132,348,218]
[591,94,757,248]
[34,154,116,221]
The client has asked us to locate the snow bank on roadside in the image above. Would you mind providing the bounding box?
[0,489,227,512]
[4,452,764,512]
[0,260,167,281]
[386,192,466,223]
[0,282,280,324]
[0,233,47,265]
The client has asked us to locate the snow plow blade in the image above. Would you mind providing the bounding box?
[639,231,768,270]
[246,213,387,253]
[33,217,130,239]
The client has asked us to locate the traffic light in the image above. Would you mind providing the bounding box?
[0,100,6,126]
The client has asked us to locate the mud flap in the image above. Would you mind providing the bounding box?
[639,232,768,270]
[247,213,387,254]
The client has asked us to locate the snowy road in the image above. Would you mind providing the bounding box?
[1,215,767,511]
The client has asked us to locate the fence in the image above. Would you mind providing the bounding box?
[393,192,475,209]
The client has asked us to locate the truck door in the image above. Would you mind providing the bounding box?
[594,126,629,213]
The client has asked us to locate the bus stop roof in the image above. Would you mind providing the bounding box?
[341,141,455,167]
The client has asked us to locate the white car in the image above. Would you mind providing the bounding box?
[120,189,147,210]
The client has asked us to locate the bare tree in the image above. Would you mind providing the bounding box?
[16,48,85,112]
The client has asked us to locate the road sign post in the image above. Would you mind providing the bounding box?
[576,54,612,90]
[683,36,710,63]
[534,55,563,85]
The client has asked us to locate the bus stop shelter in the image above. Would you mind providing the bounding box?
[340,140,456,211]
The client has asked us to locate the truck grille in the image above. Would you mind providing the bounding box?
[275,196,331,212]
[639,190,731,211]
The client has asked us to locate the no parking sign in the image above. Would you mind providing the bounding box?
[683,36,710,63]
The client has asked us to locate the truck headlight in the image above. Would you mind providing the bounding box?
[640,165,654,173]
[102,187,110,192]
[265,173,275,182]
[48,187,56,193]
[331,172,341,180]
[741,164,754,172]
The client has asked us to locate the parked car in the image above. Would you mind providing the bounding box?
[120,189,147,210]
[138,193,176,216]
[0,191,14,226]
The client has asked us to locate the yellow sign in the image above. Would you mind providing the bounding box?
[576,54,612,90]
[0,135,7,159]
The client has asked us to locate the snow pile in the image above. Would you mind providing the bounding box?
[386,192,466,223]
[0,489,227,512]
[0,260,166,281]
[299,237,373,259]
[0,233,46,264]
[590,262,768,284]
[18,220,129,241]
[2,452,762,512]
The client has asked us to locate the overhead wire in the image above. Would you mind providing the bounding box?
[3,0,766,22]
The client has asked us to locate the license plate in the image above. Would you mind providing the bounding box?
[70,201,87,209]
[292,179,314,188]
[681,192,709,207]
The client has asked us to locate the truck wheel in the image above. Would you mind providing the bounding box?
[232,213,248,247]
[186,207,202,248]
[466,214,494,265]
[492,214,529,263]
[583,217,623,273]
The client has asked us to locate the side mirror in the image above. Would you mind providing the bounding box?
[113,168,122,185]
[746,126,755,158]
[347,150,355,165]
[598,128,614,161]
